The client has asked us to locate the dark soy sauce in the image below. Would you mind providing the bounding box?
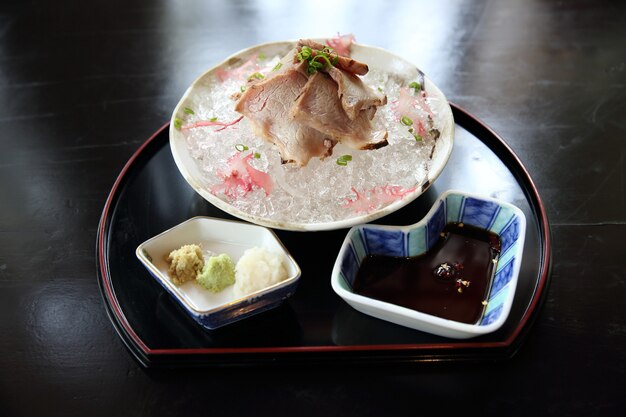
[353,223,501,324]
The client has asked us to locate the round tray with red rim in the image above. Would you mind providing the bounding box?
[97,103,551,368]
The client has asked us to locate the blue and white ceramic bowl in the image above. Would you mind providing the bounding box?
[331,190,526,339]
[136,217,301,330]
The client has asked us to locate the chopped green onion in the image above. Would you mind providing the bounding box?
[408,128,414,133]
[297,45,337,74]
[272,62,283,71]
[183,107,195,115]
[336,154,352,166]
[248,72,265,81]
[314,54,333,68]
[258,53,266,61]
[254,152,261,159]
[210,117,218,122]
[240,86,246,92]
[174,118,183,130]
[401,116,413,126]
[414,134,423,141]
[377,87,383,92]
[409,81,422,92]
[235,144,249,152]
[307,59,325,74]
[297,46,313,61]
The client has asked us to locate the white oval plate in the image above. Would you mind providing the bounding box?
[170,40,454,231]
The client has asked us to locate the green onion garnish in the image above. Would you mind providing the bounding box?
[307,59,325,74]
[258,53,266,61]
[235,144,249,152]
[240,86,246,92]
[401,116,413,126]
[183,107,195,115]
[336,155,352,166]
[297,46,313,61]
[297,45,337,74]
[210,117,218,122]
[272,62,283,71]
[248,72,265,81]
[174,118,183,130]
[414,134,423,141]
[409,81,422,92]
[315,54,333,68]
[254,152,261,159]
[377,87,383,92]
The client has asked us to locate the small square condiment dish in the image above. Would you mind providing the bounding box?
[136,217,301,330]
[331,190,526,339]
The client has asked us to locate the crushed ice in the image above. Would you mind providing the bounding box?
[179,55,442,224]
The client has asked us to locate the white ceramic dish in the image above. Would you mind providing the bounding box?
[331,190,526,339]
[170,39,455,231]
[136,217,301,330]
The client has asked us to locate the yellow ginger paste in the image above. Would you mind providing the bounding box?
[166,244,204,285]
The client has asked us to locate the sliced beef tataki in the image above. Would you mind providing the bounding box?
[326,66,387,120]
[235,69,335,166]
[290,72,388,150]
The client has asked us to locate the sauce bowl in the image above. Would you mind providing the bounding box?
[331,190,526,338]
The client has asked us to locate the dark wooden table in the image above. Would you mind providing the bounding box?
[1,0,624,415]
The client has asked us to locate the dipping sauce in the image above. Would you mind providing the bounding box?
[352,223,501,324]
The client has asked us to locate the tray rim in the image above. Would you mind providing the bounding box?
[97,103,552,367]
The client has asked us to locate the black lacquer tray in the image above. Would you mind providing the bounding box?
[97,104,551,368]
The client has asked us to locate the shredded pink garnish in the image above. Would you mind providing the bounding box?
[343,187,371,214]
[326,33,356,57]
[392,87,416,121]
[416,90,435,119]
[417,120,427,137]
[214,54,260,82]
[392,87,434,122]
[343,185,417,214]
[181,116,243,132]
[391,87,437,140]
[211,152,273,198]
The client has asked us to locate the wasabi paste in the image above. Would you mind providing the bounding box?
[196,253,235,292]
